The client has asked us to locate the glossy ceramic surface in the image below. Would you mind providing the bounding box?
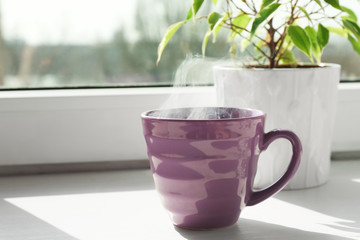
[141,107,302,230]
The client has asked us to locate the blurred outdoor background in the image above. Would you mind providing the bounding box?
[0,0,359,89]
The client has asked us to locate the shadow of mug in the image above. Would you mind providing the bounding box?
[175,218,349,240]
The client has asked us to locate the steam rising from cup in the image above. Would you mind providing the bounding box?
[157,56,224,119]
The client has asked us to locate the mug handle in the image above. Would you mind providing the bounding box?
[247,129,302,206]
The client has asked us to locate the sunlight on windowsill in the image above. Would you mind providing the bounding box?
[5,190,360,240]
[242,198,360,240]
[352,179,360,183]
[6,190,173,240]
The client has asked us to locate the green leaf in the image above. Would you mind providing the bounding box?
[348,34,360,55]
[313,0,323,9]
[213,14,229,43]
[298,6,312,23]
[287,25,312,60]
[260,0,275,11]
[251,3,280,35]
[327,27,347,37]
[186,0,205,20]
[317,24,330,50]
[305,26,321,62]
[212,0,218,5]
[202,30,212,56]
[157,21,187,65]
[279,48,296,65]
[281,35,294,49]
[342,19,360,40]
[341,6,357,21]
[203,13,229,53]
[208,12,222,30]
[324,0,342,10]
[342,16,357,23]
[230,14,252,39]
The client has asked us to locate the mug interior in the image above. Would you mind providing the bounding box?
[143,107,264,120]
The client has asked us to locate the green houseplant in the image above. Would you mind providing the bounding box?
[157,0,360,67]
[155,0,360,190]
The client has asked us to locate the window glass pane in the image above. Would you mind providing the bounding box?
[0,0,359,90]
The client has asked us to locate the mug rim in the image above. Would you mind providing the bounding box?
[141,107,265,122]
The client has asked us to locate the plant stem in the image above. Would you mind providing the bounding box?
[267,19,277,68]
[272,0,299,67]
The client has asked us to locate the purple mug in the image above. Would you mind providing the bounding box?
[141,107,302,230]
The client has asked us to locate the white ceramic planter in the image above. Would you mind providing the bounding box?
[214,63,341,189]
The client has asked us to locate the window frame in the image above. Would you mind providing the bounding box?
[0,83,359,166]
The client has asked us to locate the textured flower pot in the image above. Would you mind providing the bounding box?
[214,63,340,189]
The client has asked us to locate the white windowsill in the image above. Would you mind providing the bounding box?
[0,160,359,239]
[0,83,359,165]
